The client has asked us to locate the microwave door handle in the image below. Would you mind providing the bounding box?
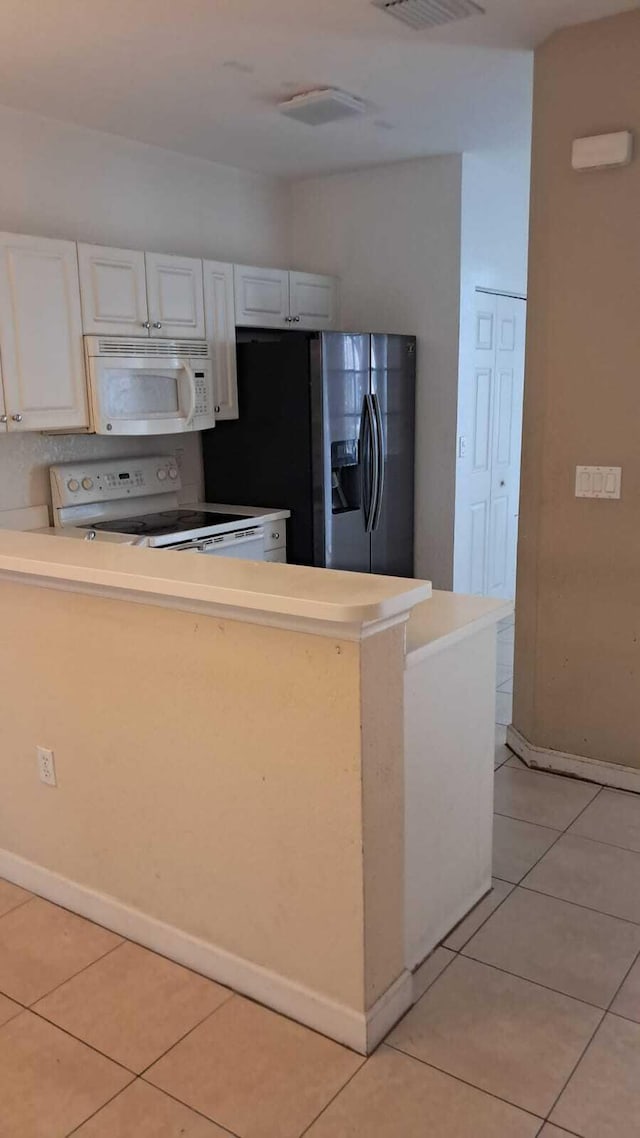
[182,361,197,428]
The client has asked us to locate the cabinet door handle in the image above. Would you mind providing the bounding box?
[153,321,162,329]
[0,415,7,424]
[214,405,221,414]
[11,413,23,422]
[142,321,151,329]
[293,316,301,323]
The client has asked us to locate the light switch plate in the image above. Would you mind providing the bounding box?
[575,466,622,499]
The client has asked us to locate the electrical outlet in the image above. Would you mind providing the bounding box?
[37,746,57,787]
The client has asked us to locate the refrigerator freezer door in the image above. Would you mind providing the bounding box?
[319,333,371,571]
[370,334,416,577]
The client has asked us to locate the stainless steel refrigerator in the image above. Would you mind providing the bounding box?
[202,330,416,576]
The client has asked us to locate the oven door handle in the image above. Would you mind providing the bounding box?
[183,361,197,428]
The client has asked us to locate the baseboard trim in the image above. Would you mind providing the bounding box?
[507,726,640,794]
[366,969,414,1051]
[0,848,413,1054]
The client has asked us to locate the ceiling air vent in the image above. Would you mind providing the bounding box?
[277,88,368,126]
[372,0,485,31]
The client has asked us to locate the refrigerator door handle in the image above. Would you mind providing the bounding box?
[371,393,385,532]
[363,394,379,534]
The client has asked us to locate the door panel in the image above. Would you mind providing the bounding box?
[145,252,205,338]
[472,368,492,472]
[321,333,371,572]
[78,244,149,335]
[488,295,526,599]
[370,334,416,577]
[289,272,337,330]
[0,233,89,431]
[469,501,487,595]
[234,265,290,328]
[203,260,238,419]
[457,292,526,598]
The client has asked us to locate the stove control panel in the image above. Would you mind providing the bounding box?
[51,455,182,509]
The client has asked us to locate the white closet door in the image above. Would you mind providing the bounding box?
[289,272,338,330]
[234,265,290,328]
[145,252,205,338]
[487,296,526,599]
[203,260,238,420]
[0,233,88,432]
[78,243,149,335]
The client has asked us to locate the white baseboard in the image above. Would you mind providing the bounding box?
[507,726,640,794]
[366,969,413,1051]
[0,848,412,1054]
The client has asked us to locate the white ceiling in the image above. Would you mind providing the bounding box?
[0,0,636,178]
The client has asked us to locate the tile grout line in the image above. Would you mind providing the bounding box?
[539,1006,607,1125]
[442,883,515,953]
[0,936,125,1012]
[0,893,37,920]
[138,990,237,1077]
[297,1058,368,1138]
[458,940,620,1014]
[384,1043,546,1125]
[65,1077,243,1138]
[64,1081,139,1138]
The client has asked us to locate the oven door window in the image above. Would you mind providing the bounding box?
[103,368,182,420]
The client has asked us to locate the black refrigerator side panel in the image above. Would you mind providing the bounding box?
[202,337,315,565]
[370,335,416,577]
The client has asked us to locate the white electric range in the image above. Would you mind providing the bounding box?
[49,456,289,561]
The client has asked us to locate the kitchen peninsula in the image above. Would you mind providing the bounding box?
[0,530,509,1053]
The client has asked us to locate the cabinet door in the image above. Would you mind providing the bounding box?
[234,265,290,328]
[78,243,149,336]
[289,271,338,330]
[145,252,205,338]
[0,234,89,431]
[203,260,238,420]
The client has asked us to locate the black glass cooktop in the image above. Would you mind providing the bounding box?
[84,509,248,537]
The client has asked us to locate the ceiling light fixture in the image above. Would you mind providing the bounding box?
[277,88,368,126]
[371,0,485,31]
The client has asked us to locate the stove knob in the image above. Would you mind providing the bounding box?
[67,478,80,493]
[168,467,178,480]
[82,477,94,491]
[157,468,168,481]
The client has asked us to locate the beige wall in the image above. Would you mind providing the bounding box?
[0,582,405,1013]
[515,10,640,768]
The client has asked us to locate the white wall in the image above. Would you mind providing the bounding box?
[291,156,463,588]
[453,144,532,592]
[0,104,290,517]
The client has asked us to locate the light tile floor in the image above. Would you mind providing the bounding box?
[2,614,640,1136]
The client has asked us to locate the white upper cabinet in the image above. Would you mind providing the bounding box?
[78,244,149,336]
[0,234,88,432]
[234,265,291,328]
[234,264,338,330]
[145,252,205,339]
[289,272,338,330]
[203,260,238,420]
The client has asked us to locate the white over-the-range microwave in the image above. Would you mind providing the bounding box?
[85,336,216,435]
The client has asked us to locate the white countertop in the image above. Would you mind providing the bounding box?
[0,529,430,632]
[406,591,513,666]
